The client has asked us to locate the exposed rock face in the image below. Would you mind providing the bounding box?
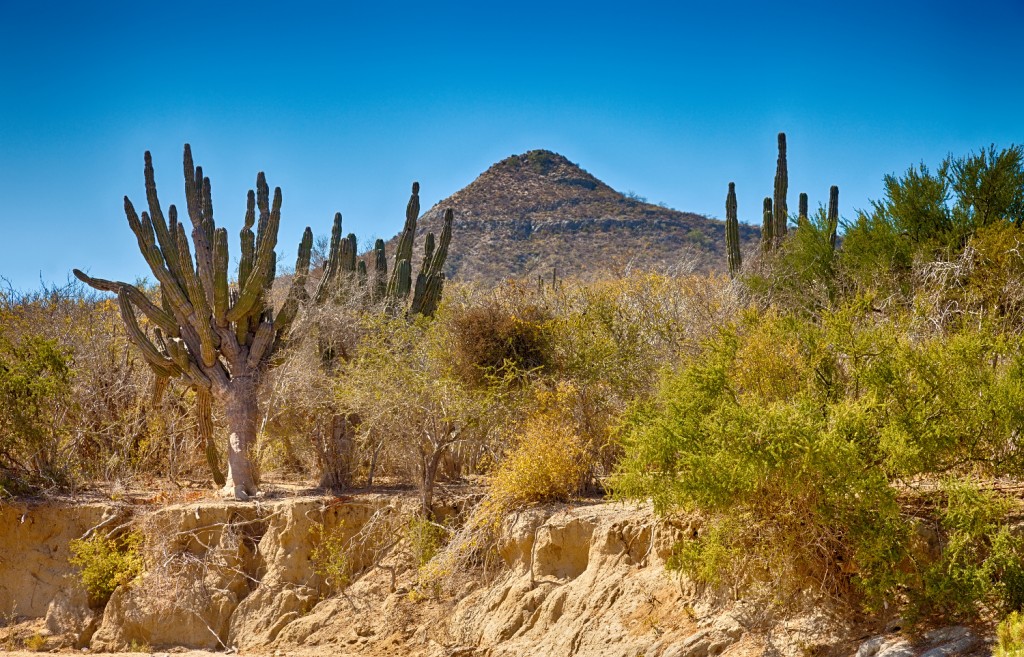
[0,501,108,617]
[400,150,761,285]
[0,495,995,656]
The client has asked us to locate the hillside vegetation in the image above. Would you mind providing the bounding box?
[1,138,1024,633]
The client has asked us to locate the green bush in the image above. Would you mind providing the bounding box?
[997,611,1024,657]
[68,530,144,604]
[612,303,1024,613]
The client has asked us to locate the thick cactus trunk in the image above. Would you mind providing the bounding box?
[223,375,259,499]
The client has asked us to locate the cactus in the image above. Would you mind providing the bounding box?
[761,197,774,252]
[74,145,318,500]
[773,132,788,245]
[387,182,420,300]
[798,192,809,226]
[826,185,839,250]
[373,239,388,301]
[410,208,453,317]
[725,183,741,277]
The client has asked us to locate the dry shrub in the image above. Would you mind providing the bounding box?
[446,286,551,386]
[490,410,589,509]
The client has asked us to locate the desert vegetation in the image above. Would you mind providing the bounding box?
[2,137,1024,636]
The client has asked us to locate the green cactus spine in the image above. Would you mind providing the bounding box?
[725,183,741,277]
[773,132,788,245]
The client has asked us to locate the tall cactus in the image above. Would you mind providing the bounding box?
[74,145,317,500]
[798,192,809,226]
[725,183,741,277]
[826,185,839,250]
[387,182,420,301]
[410,208,453,316]
[761,197,774,252]
[372,239,388,301]
[773,132,788,246]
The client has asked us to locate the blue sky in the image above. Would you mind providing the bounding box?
[1,0,1022,291]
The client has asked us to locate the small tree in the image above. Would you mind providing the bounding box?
[75,145,316,499]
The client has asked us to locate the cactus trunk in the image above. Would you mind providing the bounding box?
[761,197,774,252]
[827,185,839,250]
[725,182,741,277]
[773,132,788,246]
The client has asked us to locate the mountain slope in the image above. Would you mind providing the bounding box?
[405,150,760,285]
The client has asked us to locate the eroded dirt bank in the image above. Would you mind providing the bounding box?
[0,494,993,656]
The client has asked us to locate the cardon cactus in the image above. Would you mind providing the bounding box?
[74,145,318,500]
[725,183,741,277]
[826,185,839,250]
[410,208,453,317]
[773,132,788,245]
[373,238,387,301]
[798,192,809,226]
[761,197,774,252]
[387,182,420,300]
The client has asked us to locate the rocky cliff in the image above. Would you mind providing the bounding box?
[0,495,991,656]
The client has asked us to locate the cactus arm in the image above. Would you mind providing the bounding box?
[313,213,343,303]
[419,233,435,278]
[247,320,276,369]
[393,259,412,299]
[276,227,313,336]
[227,185,281,323]
[344,233,358,272]
[116,290,180,378]
[144,151,184,284]
[798,192,809,226]
[174,223,219,367]
[387,182,419,298]
[182,146,216,306]
[195,387,226,487]
[213,227,229,326]
[239,190,256,292]
[72,269,179,336]
[125,200,195,317]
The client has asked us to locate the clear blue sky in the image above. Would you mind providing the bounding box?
[2,0,1022,291]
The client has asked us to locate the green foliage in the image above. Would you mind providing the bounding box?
[612,303,1024,612]
[405,515,448,568]
[0,331,73,489]
[68,530,144,604]
[913,481,1024,618]
[997,611,1024,657]
[310,521,350,590]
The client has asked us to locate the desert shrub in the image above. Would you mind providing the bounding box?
[997,611,1024,657]
[612,303,1024,612]
[913,481,1024,618]
[444,288,551,386]
[0,332,73,490]
[405,515,449,568]
[68,529,144,605]
[489,383,591,510]
[310,520,351,591]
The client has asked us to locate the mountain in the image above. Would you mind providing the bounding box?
[404,150,760,285]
